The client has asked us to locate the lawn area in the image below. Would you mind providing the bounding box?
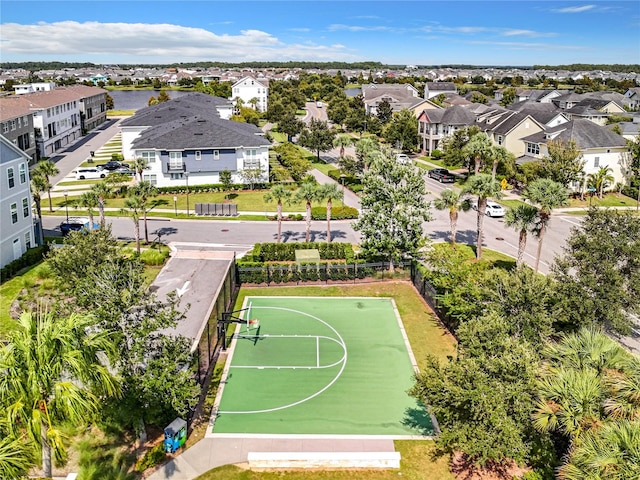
[418,156,444,167]
[0,262,47,336]
[567,192,638,208]
[269,131,288,143]
[311,159,337,176]
[499,199,529,209]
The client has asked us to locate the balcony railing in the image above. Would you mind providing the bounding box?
[168,162,184,171]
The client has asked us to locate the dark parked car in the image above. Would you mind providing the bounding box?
[60,217,100,235]
[99,161,129,171]
[427,168,456,183]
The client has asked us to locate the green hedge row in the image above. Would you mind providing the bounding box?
[1,245,49,283]
[327,169,359,186]
[310,206,359,220]
[238,261,374,284]
[155,183,267,194]
[249,242,354,262]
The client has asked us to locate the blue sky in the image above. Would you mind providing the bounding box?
[1,1,638,66]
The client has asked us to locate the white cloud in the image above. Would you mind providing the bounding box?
[552,5,596,13]
[469,40,584,51]
[502,29,557,38]
[0,21,360,62]
[289,27,311,32]
[328,23,396,32]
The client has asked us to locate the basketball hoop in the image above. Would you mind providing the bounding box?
[247,318,260,330]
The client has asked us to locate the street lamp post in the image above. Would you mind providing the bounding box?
[173,196,178,217]
[340,174,346,207]
[63,190,69,222]
[184,172,190,216]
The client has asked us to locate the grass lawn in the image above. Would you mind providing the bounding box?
[57,179,105,186]
[418,156,444,167]
[0,263,46,336]
[311,160,337,176]
[269,131,288,143]
[499,199,529,209]
[567,192,638,208]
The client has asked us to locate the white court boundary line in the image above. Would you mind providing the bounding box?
[230,334,345,369]
[215,305,348,415]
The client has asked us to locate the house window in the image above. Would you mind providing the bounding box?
[213,150,220,160]
[10,120,16,130]
[23,116,28,127]
[496,135,503,146]
[25,232,32,249]
[170,173,184,180]
[140,151,155,163]
[7,167,15,188]
[594,157,600,168]
[169,151,183,170]
[243,149,260,169]
[10,203,18,224]
[195,151,202,161]
[526,143,540,155]
[2,122,8,133]
[143,174,157,185]
[19,163,26,183]
[22,197,29,218]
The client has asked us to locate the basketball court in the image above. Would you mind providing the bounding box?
[208,296,435,438]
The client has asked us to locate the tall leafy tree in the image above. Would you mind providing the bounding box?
[299,118,336,161]
[441,125,481,170]
[353,148,431,270]
[522,178,569,272]
[294,182,323,242]
[463,174,503,260]
[504,204,539,266]
[0,310,119,478]
[540,139,586,188]
[318,182,344,242]
[433,188,470,244]
[33,159,59,212]
[277,111,304,142]
[382,108,418,152]
[263,184,292,243]
[552,208,640,334]
[376,98,393,124]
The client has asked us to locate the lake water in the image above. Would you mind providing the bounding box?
[109,89,192,110]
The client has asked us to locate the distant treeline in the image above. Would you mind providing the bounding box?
[1,61,639,73]
[532,64,640,73]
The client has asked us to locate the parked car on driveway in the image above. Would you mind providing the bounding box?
[98,161,129,171]
[396,153,411,165]
[427,168,455,183]
[110,167,135,176]
[75,168,106,180]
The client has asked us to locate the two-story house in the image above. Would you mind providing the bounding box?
[231,76,269,112]
[361,84,421,115]
[66,84,108,132]
[417,105,476,154]
[0,135,36,269]
[120,93,270,188]
[477,110,546,158]
[520,119,629,192]
[424,82,457,100]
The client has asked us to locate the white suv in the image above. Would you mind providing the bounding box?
[75,168,106,180]
[485,201,506,217]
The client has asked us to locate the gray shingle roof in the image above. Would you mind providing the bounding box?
[520,119,627,149]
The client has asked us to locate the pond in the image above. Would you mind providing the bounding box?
[108,89,192,110]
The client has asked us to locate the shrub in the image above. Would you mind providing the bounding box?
[0,245,49,283]
[311,206,359,220]
[431,149,443,160]
[135,443,166,472]
[140,248,169,266]
[251,242,354,261]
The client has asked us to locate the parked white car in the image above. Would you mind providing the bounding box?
[396,154,411,165]
[75,167,106,180]
[469,200,506,217]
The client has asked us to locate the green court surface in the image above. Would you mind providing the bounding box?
[212,296,434,436]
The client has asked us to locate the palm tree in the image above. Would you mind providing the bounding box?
[318,183,344,242]
[130,157,149,182]
[0,424,35,480]
[558,420,640,480]
[433,188,470,244]
[77,191,99,230]
[333,134,353,158]
[462,133,493,174]
[129,181,158,244]
[504,204,539,266]
[0,310,119,478]
[33,160,59,212]
[522,178,569,272]
[588,166,615,199]
[30,171,48,244]
[490,145,511,180]
[122,194,144,254]
[91,181,113,228]
[294,182,322,243]
[248,97,259,110]
[263,184,292,243]
[463,174,502,259]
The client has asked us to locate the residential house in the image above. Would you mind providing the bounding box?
[519,119,629,192]
[417,105,476,154]
[408,98,442,118]
[231,76,269,112]
[0,135,36,269]
[361,83,420,115]
[477,110,546,158]
[623,87,640,110]
[13,82,57,95]
[120,93,270,188]
[424,82,457,100]
[0,100,37,165]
